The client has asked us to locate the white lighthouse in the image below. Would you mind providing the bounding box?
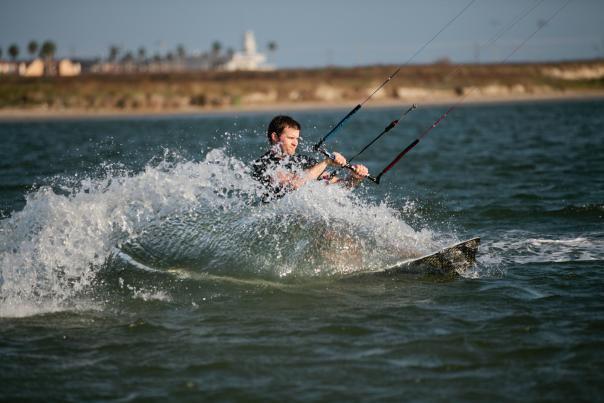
[243,31,257,54]
[224,31,273,71]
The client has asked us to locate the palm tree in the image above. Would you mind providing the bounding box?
[176,44,186,60]
[121,51,134,63]
[267,41,277,65]
[27,41,39,58]
[108,45,120,62]
[39,41,57,59]
[8,44,19,61]
[137,46,146,61]
[38,41,57,75]
[210,41,222,68]
[212,41,222,55]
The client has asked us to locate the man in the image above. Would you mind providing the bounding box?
[252,115,369,200]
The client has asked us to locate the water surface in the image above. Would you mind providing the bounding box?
[1,99,603,401]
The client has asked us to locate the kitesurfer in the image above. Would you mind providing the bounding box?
[252,115,368,200]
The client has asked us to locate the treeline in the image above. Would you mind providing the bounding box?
[1,39,277,64]
[104,40,277,64]
[0,40,57,61]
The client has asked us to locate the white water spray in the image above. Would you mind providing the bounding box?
[0,148,439,317]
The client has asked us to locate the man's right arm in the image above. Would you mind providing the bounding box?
[301,153,347,185]
[275,153,346,190]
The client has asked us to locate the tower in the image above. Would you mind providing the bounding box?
[243,31,257,55]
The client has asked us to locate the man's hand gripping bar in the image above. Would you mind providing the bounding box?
[316,147,379,184]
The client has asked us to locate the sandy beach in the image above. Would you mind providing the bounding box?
[1,89,604,121]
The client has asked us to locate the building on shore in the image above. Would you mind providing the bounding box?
[58,59,82,76]
[0,60,19,75]
[86,30,274,74]
[18,59,45,76]
[222,31,273,71]
[0,58,81,77]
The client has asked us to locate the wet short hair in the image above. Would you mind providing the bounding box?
[267,115,301,142]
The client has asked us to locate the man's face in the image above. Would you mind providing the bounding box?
[272,126,299,156]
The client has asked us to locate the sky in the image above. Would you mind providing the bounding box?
[1,0,603,68]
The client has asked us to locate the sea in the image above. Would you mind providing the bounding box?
[1,99,603,402]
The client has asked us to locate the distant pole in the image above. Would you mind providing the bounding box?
[325,49,334,67]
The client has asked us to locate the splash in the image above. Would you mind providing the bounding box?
[0,148,440,317]
[483,231,604,265]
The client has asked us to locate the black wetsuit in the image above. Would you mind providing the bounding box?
[251,150,319,201]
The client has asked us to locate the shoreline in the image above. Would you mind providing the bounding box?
[1,90,603,122]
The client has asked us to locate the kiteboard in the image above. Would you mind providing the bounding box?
[352,237,480,277]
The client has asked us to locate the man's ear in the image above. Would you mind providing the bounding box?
[270,132,279,144]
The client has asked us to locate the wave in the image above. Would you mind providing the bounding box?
[482,232,604,265]
[0,148,446,318]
